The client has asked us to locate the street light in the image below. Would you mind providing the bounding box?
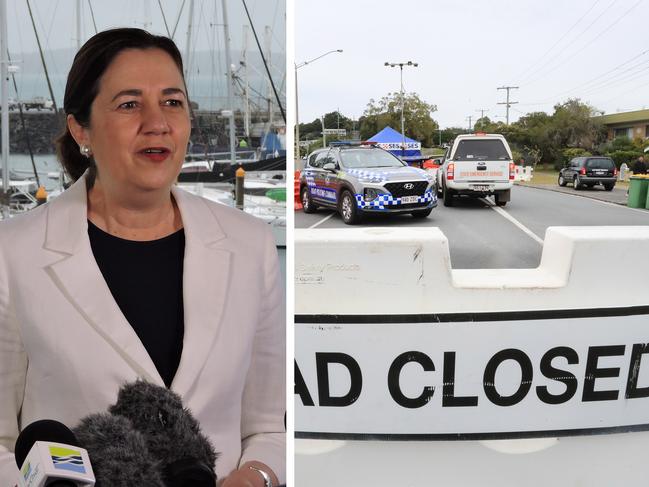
[384,60,418,158]
[295,49,343,163]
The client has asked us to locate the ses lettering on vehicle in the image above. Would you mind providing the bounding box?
[311,187,337,201]
[294,309,649,439]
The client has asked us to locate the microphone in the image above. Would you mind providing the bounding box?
[14,420,96,487]
[73,413,166,487]
[108,381,218,487]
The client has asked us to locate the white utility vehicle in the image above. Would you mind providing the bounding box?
[437,133,515,207]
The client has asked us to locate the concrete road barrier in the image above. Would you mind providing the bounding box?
[295,226,649,486]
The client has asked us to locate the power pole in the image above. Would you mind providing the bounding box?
[497,86,519,125]
[466,115,473,131]
[476,108,489,119]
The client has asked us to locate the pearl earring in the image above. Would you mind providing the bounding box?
[80,145,92,157]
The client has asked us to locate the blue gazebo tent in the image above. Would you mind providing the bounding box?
[367,126,422,160]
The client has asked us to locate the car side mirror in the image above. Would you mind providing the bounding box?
[323,162,337,172]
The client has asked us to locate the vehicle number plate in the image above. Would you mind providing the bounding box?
[472,185,492,192]
[401,195,419,204]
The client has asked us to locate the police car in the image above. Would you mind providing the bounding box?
[300,142,437,224]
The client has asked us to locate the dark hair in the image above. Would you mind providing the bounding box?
[56,28,186,181]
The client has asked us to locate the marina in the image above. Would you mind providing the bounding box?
[0,0,286,249]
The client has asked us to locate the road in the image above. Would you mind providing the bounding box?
[295,185,649,268]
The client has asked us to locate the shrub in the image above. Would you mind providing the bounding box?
[607,150,641,168]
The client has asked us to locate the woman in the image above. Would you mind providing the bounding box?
[0,29,284,486]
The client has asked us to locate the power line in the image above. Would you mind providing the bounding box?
[522,0,641,87]
[518,0,618,85]
[552,49,649,99]
[514,0,603,83]
[521,50,649,106]
[578,62,649,98]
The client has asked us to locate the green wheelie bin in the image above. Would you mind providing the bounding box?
[628,176,649,209]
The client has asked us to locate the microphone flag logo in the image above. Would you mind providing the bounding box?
[49,446,87,474]
[21,461,31,481]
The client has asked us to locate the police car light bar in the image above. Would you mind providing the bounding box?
[328,141,378,147]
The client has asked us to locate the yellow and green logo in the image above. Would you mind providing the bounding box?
[21,461,31,480]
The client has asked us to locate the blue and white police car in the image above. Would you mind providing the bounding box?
[300,142,437,224]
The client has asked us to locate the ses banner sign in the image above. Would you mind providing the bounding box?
[376,142,421,151]
[295,307,649,440]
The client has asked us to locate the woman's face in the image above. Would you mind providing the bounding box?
[74,48,190,195]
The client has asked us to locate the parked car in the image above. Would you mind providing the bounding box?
[558,156,617,191]
[436,133,515,207]
[300,142,437,224]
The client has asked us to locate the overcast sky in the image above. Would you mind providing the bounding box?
[295,0,649,129]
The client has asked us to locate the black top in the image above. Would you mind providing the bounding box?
[88,220,185,388]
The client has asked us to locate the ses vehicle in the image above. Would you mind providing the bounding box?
[437,133,515,207]
[558,156,617,191]
[300,142,437,224]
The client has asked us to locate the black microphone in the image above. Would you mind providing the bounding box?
[108,381,218,487]
[14,420,96,487]
[73,413,166,487]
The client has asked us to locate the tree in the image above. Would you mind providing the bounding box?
[549,99,606,151]
[359,92,438,146]
[298,111,356,143]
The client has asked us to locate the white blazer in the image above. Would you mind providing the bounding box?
[0,176,285,486]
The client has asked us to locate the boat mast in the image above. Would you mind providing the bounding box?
[184,0,194,79]
[242,25,250,141]
[1,0,9,212]
[220,0,236,166]
[76,0,81,51]
[264,25,272,128]
[25,0,60,122]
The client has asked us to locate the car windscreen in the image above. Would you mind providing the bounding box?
[453,140,510,161]
[339,149,406,168]
[586,158,615,169]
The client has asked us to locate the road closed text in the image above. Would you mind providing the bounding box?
[295,344,649,408]
[294,316,649,436]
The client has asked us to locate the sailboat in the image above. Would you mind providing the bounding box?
[174,0,286,246]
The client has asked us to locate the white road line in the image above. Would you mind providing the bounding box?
[308,212,336,229]
[480,198,545,245]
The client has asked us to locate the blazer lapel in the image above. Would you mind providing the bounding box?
[170,186,231,396]
[44,177,164,386]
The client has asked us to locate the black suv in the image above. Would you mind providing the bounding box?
[558,156,617,191]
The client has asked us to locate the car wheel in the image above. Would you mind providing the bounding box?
[301,186,317,213]
[494,193,507,207]
[558,174,567,187]
[411,208,433,218]
[574,176,583,190]
[604,183,615,191]
[442,182,454,207]
[340,190,361,225]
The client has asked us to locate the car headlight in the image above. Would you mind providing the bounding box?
[364,188,385,201]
